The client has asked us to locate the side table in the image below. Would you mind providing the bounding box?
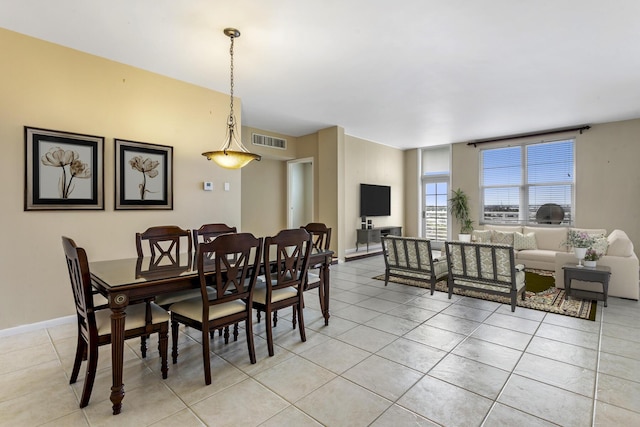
[563,263,611,307]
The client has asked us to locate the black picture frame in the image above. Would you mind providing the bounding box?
[24,126,104,211]
[115,139,173,210]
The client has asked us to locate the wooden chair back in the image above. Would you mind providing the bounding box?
[62,236,96,343]
[301,222,332,253]
[197,232,262,305]
[135,225,192,265]
[264,228,312,294]
[192,223,237,259]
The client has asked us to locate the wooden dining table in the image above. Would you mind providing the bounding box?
[89,248,334,415]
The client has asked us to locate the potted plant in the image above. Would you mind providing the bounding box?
[563,230,596,249]
[583,248,601,267]
[449,188,473,241]
[561,230,597,267]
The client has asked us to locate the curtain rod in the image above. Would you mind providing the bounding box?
[466,124,591,147]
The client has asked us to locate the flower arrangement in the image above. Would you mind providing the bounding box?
[584,248,602,261]
[562,230,596,248]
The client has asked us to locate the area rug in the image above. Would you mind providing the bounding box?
[373,270,596,321]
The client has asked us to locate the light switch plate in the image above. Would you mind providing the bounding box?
[224,182,230,191]
[203,182,213,191]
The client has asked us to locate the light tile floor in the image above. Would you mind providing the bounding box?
[1,255,640,426]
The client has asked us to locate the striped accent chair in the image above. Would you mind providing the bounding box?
[381,236,448,295]
[445,241,526,311]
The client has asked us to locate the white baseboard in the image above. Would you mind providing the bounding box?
[0,315,75,338]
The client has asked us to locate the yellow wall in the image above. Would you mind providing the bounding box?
[0,29,245,329]
[450,121,640,246]
[241,158,287,237]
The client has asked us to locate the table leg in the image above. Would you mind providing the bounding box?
[322,255,331,326]
[109,305,126,415]
[564,270,571,300]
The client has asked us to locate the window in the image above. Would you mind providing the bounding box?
[481,139,574,225]
[422,146,450,247]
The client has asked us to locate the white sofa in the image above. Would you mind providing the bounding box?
[472,225,639,300]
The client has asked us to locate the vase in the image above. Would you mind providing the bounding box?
[574,247,587,267]
[584,260,597,268]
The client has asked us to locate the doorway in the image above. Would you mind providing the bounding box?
[287,158,314,229]
[422,177,448,250]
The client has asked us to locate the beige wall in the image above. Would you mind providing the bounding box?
[403,149,421,237]
[344,135,405,253]
[241,158,287,237]
[0,29,244,329]
[449,120,640,247]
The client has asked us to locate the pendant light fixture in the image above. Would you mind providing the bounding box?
[202,28,261,169]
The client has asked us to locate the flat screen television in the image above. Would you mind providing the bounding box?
[360,184,391,217]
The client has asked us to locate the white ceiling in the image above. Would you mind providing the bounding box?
[3,0,640,149]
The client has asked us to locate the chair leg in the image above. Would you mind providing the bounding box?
[265,311,275,357]
[256,310,261,323]
[69,335,86,384]
[317,283,325,315]
[273,310,278,328]
[245,315,256,364]
[292,306,297,329]
[233,323,239,341]
[140,335,148,358]
[158,327,168,379]
[223,326,230,344]
[171,320,179,364]
[202,327,212,385]
[79,343,98,408]
[297,303,307,343]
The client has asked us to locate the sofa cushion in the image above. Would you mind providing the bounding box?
[607,229,634,257]
[517,249,559,264]
[492,230,514,246]
[514,232,537,250]
[472,230,492,243]
[523,226,566,251]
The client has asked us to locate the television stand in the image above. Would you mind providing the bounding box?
[356,226,402,251]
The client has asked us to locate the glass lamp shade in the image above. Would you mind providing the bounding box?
[202,150,261,169]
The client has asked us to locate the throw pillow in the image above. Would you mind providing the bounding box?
[492,230,514,246]
[514,232,537,250]
[472,230,492,243]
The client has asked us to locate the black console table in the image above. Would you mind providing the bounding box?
[356,226,402,251]
[563,263,611,307]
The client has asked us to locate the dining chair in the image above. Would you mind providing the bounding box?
[299,222,331,313]
[169,232,262,385]
[192,223,240,339]
[135,225,197,354]
[192,223,237,252]
[289,223,331,326]
[136,225,198,309]
[62,236,169,408]
[253,228,312,357]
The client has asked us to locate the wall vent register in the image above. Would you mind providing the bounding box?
[252,133,287,150]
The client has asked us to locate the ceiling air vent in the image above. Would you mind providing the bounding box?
[252,133,287,150]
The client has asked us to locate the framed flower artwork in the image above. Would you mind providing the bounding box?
[115,139,173,210]
[24,126,104,210]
